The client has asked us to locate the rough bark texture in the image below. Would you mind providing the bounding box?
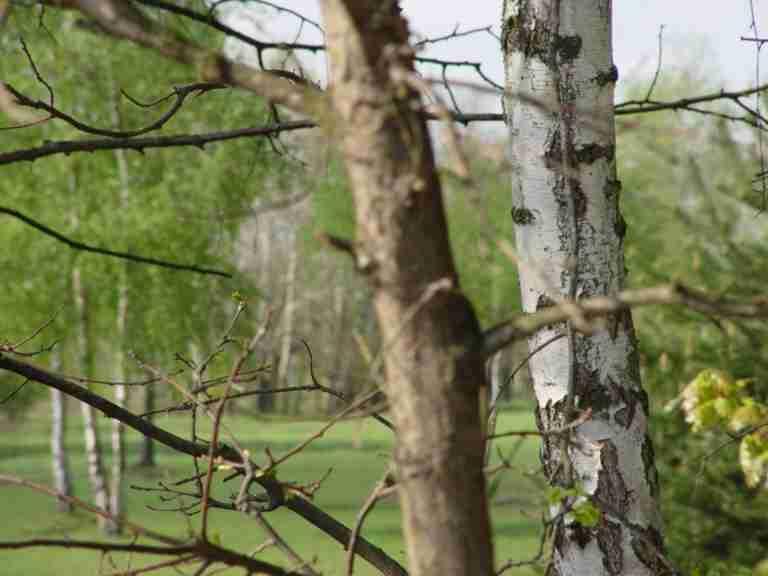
[50,350,73,513]
[321,2,494,575]
[503,1,670,574]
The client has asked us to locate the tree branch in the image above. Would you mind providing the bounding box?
[0,206,232,277]
[481,283,768,358]
[0,352,408,576]
[615,82,768,116]
[3,81,226,137]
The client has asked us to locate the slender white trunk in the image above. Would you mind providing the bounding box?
[503,1,668,574]
[256,215,275,412]
[276,228,298,392]
[109,89,129,533]
[72,264,111,534]
[50,350,73,513]
[329,270,350,412]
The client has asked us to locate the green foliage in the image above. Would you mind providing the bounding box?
[677,368,768,488]
[0,8,284,414]
[310,155,356,241]
[443,142,520,325]
[618,70,768,573]
[545,486,601,528]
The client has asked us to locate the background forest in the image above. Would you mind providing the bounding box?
[1,5,767,576]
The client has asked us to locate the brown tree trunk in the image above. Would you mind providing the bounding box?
[320,3,494,575]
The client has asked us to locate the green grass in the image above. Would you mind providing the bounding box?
[0,406,545,575]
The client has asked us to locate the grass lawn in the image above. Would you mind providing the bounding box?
[0,404,545,575]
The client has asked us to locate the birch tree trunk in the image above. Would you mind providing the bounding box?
[276,227,298,395]
[50,349,73,513]
[329,270,351,412]
[321,3,494,575]
[256,215,274,413]
[503,1,669,573]
[72,264,111,534]
[138,384,155,467]
[109,85,129,533]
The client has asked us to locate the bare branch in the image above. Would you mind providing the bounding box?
[4,81,226,137]
[0,119,314,164]
[0,206,231,277]
[615,83,768,116]
[0,352,407,576]
[481,283,768,358]
[346,470,396,576]
[414,25,496,48]
[134,0,324,53]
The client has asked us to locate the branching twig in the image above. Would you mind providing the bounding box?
[346,470,396,576]
[4,81,226,137]
[0,352,406,576]
[0,120,315,165]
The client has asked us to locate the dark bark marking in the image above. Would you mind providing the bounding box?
[606,376,634,429]
[604,178,622,199]
[631,525,670,574]
[594,65,619,86]
[555,35,582,63]
[573,143,614,165]
[511,205,536,225]
[544,125,563,169]
[597,518,624,575]
[570,521,594,548]
[572,180,587,219]
[594,442,631,518]
[641,434,660,499]
[536,293,558,311]
[575,366,613,416]
[614,212,627,240]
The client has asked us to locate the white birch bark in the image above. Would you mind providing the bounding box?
[72,264,111,534]
[503,1,669,574]
[109,103,129,532]
[50,349,73,513]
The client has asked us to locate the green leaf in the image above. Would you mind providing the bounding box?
[570,501,601,528]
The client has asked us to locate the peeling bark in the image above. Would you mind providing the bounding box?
[320,2,494,575]
[503,1,670,574]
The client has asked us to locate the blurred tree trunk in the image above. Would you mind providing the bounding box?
[138,384,156,467]
[72,262,111,535]
[329,270,351,412]
[256,215,275,412]
[321,3,494,575]
[276,227,298,407]
[49,349,73,513]
[108,81,128,533]
[503,1,667,573]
